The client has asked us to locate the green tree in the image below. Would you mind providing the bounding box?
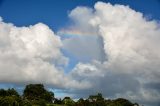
[23,84,54,103]
[76,98,85,106]
[0,96,23,106]
[7,88,19,96]
[88,93,104,102]
[0,88,22,106]
[0,89,7,96]
[42,91,54,103]
[107,98,134,106]
[23,84,45,100]
[63,97,75,106]
[54,98,63,104]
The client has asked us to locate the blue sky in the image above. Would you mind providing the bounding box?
[0,0,160,105]
[0,0,160,31]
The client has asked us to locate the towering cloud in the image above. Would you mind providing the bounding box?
[61,2,160,106]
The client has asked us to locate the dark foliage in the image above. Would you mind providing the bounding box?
[0,88,23,106]
[23,84,54,103]
[0,84,141,106]
[0,88,19,97]
[54,98,63,104]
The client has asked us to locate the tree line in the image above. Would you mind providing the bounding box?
[0,84,140,106]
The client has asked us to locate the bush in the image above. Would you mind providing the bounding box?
[31,99,47,106]
[0,96,23,106]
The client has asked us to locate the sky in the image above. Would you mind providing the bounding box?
[0,0,160,106]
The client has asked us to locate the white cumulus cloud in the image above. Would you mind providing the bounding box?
[0,19,90,90]
[61,2,160,106]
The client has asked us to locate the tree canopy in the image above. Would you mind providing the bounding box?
[0,84,141,106]
[23,84,54,103]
